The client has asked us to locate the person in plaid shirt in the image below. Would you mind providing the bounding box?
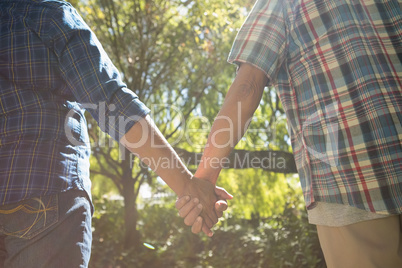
[179,0,401,266]
[0,0,230,266]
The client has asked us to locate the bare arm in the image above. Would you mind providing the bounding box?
[194,63,268,184]
[120,114,192,196]
[176,63,267,234]
[120,114,229,236]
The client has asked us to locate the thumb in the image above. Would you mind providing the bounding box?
[214,186,233,200]
[215,200,228,212]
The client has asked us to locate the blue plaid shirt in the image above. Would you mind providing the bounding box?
[0,0,150,205]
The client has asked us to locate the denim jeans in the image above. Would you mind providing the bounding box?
[0,190,92,268]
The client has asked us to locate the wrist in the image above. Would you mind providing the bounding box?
[194,170,219,185]
[176,172,193,197]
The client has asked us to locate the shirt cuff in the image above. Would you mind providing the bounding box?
[101,87,151,141]
[227,55,273,86]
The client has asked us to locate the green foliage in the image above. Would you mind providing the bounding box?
[216,169,302,219]
[76,0,293,208]
[66,0,324,266]
[75,0,260,205]
[90,193,326,268]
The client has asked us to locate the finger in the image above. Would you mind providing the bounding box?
[178,198,199,218]
[215,200,228,212]
[191,216,203,234]
[203,210,218,228]
[184,203,203,226]
[202,212,215,228]
[216,210,223,218]
[175,196,190,210]
[211,210,219,225]
[202,223,213,237]
[215,200,226,218]
[215,186,233,200]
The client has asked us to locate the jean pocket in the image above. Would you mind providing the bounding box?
[0,194,59,239]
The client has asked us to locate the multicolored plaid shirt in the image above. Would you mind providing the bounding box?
[0,0,150,205]
[229,0,402,214]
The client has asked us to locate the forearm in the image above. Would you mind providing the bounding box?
[195,64,268,184]
[120,114,192,196]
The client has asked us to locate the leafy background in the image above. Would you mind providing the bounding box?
[68,0,326,267]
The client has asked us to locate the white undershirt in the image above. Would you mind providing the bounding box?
[308,202,390,227]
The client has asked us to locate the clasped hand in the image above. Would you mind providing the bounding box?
[176,177,232,236]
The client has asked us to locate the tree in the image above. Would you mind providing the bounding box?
[74,0,253,248]
[74,0,295,249]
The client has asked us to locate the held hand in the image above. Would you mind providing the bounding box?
[214,186,232,217]
[177,181,232,236]
[176,196,206,235]
[180,177,220,228]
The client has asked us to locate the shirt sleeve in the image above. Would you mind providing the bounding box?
[44,3,150,141]
[228,0,288,85]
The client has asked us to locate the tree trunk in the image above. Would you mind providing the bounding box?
[121,147,141,250]
[121,175,141,249]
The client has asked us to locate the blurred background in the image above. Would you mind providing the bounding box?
[69,0,326,267]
